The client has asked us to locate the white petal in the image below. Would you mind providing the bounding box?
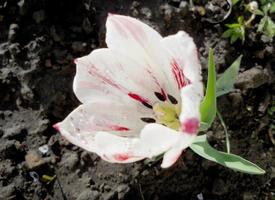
[106,14,179,99]
[134,123,180,158]
[161,132,196,168]
[161,146,183,168]
[95,132,144,163]
[57,98,153,153]
[74,49,164,106]
[162,31,202,83]
[179,82,204,134]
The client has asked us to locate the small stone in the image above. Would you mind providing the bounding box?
[32,10,46,24]
[18,0,28,15]
[160,4,174,23]
[60,152,79,170]
[141,170,150,176]
[25,150,46,170]
[3,125,27,140]
[76,189,100,200]
[235,66,270,91]
[8,24,19,42]
[140,7,152,19]
[179,1,189,17]
[117,184,130,199]
[38,144,49,155]
[0,184,16,199]
[197,193,204,200]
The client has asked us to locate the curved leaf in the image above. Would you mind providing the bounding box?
[190,135,265,175]
[200,48,217,129]
[216,55,242,97]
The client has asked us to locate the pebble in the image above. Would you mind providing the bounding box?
[160,4,174,23]
[179,1,189,17]
[3,125,26,140]
[60,152,79,170]
[76,189,100,200]
[140,7,152,19]
[117,184,130,199]
[25,150,46,170]
[8,24,19,42]
[38,144,49,155]
[235,66,270,91]
[0,184,16,199]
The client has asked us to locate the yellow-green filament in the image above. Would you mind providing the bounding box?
[153,102,181,130]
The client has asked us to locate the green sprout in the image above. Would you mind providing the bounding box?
[191,49,265,175]
[223,16,246,44]
[257,0,275,38]
[223,0,275,44]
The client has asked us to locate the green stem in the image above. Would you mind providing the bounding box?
[217,109,230,153]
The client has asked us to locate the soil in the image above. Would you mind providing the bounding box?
[0,0,275,200]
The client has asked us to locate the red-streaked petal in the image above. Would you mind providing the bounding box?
[74,49,166,105]
[162,31,202,84]
[56,98,154,153]
[106,14,179,100]
[95,132,144,163]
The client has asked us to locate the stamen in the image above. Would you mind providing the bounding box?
[154,92,166,101]
[141,117,156,123]
[153,102,181,130]
[142,102,153,109]
[168,94,178,104]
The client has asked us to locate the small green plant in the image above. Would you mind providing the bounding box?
[223,16,246,44]
[257,0,275,38]
[192,49,265,174]
[223,0,275,43]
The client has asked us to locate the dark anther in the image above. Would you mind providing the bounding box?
[168,94,178,104]
[141,117,156,123]
[154,92,166,101]
[142,102,153,109]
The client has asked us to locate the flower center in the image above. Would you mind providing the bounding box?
[153,102,181,130]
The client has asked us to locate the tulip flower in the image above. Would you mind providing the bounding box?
[54,14,203,168]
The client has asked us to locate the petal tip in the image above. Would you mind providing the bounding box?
[53,123,61,132]
[181,118,199,135]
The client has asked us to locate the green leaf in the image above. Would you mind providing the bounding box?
[270,2,275,13]
[226,23,241,28]
[222,29,233,38]
[216,55,242,97]
[190,135,266,175]
[230,32,239,44]
[258,16,268,32]
[200,48,216,129]
[254,9,264,16]
[265,17,275,38]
